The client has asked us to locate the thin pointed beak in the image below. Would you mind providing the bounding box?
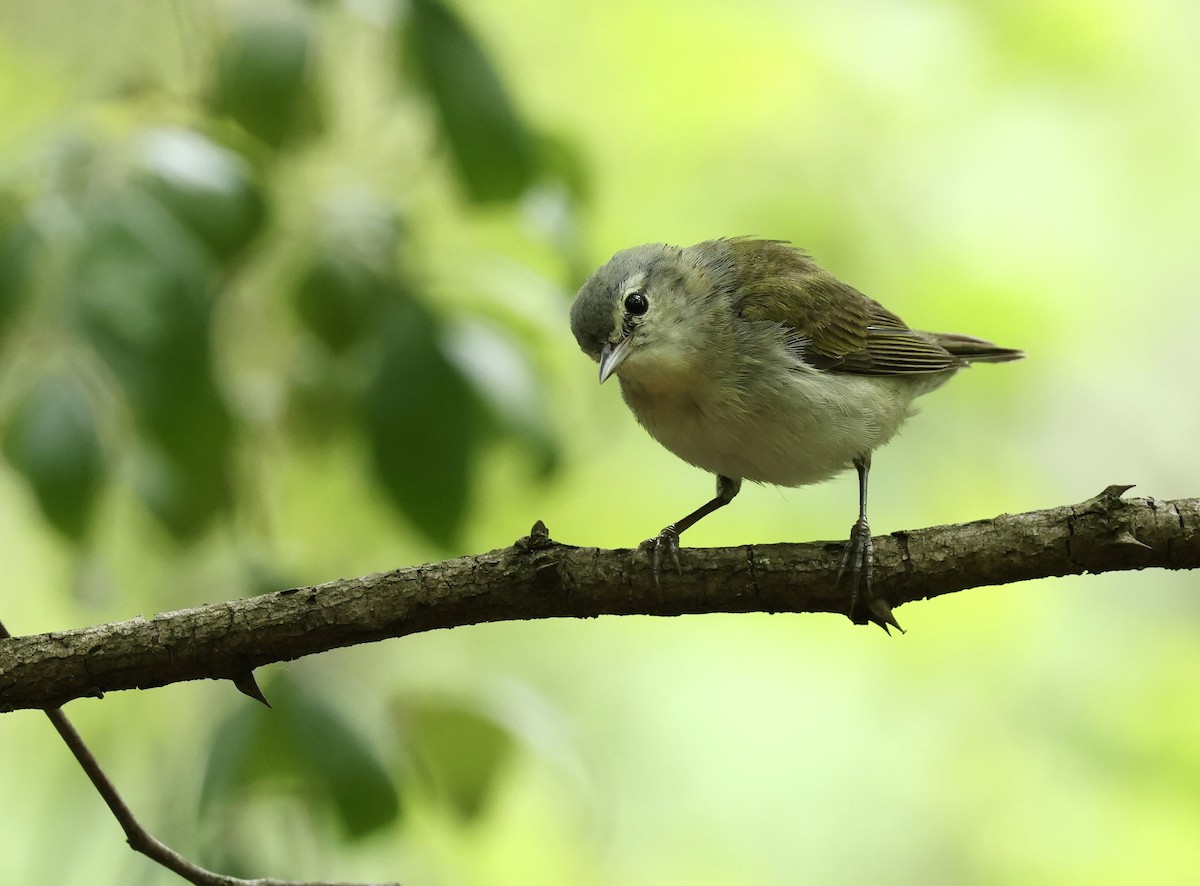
[598,336,633,384]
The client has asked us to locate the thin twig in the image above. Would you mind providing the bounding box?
[0,618,399,886]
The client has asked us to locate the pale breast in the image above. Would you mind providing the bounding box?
[618,365,921,487]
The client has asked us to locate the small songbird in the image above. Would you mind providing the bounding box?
[570,238,1023,631]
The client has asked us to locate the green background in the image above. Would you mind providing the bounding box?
[1,0,1198,883]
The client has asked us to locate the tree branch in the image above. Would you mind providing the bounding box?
[2,486,1197,712]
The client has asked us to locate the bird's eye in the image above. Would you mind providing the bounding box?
[624,292,648,316]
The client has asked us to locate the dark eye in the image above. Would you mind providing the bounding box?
[624,292,648,316]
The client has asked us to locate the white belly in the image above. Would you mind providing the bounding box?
[619,364,927,487]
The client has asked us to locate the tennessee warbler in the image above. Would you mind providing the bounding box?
[570,238,1023,631]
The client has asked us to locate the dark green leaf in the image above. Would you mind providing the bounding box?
[69,191,232,537]
[201,693,267,810]
[287,684,401,837]
[293,252,386,353]
[136,447,229,541]
[133,128,267,263]
[68,191,213,417]
[405,699,515,821]
[366,298,481,547]
[202,675,401,839]
[402,0,536,203]
[211,18,323,151]
[3,374,105,540]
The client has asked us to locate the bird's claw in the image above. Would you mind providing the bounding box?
[837,516,903,633]
[637,525,682,586]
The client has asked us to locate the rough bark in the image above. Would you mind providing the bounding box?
[2,486,1196,712]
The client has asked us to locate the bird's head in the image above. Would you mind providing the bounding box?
[569,242,722,385]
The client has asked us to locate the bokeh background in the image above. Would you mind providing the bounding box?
[2,0,1199,884]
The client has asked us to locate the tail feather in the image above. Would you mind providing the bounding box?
[933,332,1025,364]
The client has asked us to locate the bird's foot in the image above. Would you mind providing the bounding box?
[837,516,903,634]
[636,524,682,585]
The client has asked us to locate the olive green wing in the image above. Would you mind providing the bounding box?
[727,240,961,375]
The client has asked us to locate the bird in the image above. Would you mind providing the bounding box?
[569,237,1023,631]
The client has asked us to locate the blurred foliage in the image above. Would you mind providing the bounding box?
[133,129,268,263]
[202,673,402,840]
[401,696,516,821]
[367,297,485,546]
[2,373,105,540]
[0,0,581,880]
[2,0,1200,885]
[210,17,324,152]
[401,0,536,203]
[0,0,566,546]
[0,204,36,339]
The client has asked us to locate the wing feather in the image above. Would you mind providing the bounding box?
[725,239,961,375]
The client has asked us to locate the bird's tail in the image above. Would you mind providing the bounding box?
[933,333,1025,364]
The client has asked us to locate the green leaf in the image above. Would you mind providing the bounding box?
[133,128,267,263]
[443,320,559,477]
[210,17,323,151]
[69,191,233,537]
[0,204,37,340]
[404,699,515,821]
[401,0,536,203]
[366,298,481,547]
[289,686,401,837]
[3,374,105,540]
[201,694,265,809]
[135,446,230,541]
[293,251,387,353]
[203,675,401,839]
[69,191,213,417]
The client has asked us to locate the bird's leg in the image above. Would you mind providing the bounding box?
[641,475,742,578]
[837,455,903,634]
